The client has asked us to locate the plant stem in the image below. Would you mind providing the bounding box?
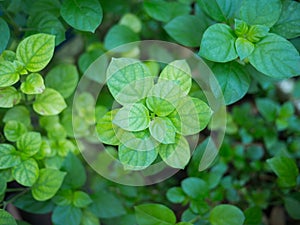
[6,188,27,193]
[188,216,201,224]
[2,189,29,210]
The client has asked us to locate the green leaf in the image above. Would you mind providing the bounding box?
[29,0,61,17]
[12,158,39,187]
[244,207,263,225]
[118,144,158,170]
[52,190,73,206]
[16,33,55,72]
[197,0,241,22]
[0,50,16,62]
[248,34,300,78]
[113,103,150,132]
[144,0,190,22]
[255,98,278,122]
[0,176,6,195]
[73,191,92,208]
[104,25,139,51]
[32,168,66,201]
[200,24,237,63]
[20,73,45,94]
[14,192,54,214]
[0,144,21,169]
[45,64,79,98]
[149,117,176,144]
[235,38,254,60]
[164,15,205,47]
[284,193,300,220]
[212,62,250,105]
[17,132,42,157]
[239,0,282,27]
[266,156,299,188]
[107,58,153,105]
[0,18,10,53]
[120,13,142,33]
[210,204,245,225]
[159,135,190,169]
[271,0,300,39]
[135,203,176,225]
[61,152,87,189]
[33,88,67,116]
[168,97,212,135]
[181,177,208,199]
[246,25,269,43]
[52,205,82,225]
[234,19,249,36]
[146,80,185,116]
[60,0,102,32]
[0,209,17,225]
[89,190,126,218]
[81,210,100,225]
[0,86,21,108]
[0,61,20,88]
[159,60,192,94]
[3,106,31,128]
[27,12,66,45]
[166,187,186,204]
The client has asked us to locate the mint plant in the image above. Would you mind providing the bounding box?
[96,58,212,170]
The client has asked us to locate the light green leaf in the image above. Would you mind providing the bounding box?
[60,0,102,32]
[33,88,67,116]
[166,187,186,204]
[3,106,31,127]
[45,64,79,98]
[0,61,20,88]
[235,38,254,60]
[107,58,154,105]
[197,0,241,22]
[118,144,158,170]
[181,177,208,199]
[12,158,39,187]
[159,60,192,94]
[52,190,73,206]
[149,117,176,144]
[116,129,159,151]
[81,210,100,225]
[0,18,10,53]
[135,203,176,225]
[212,62,250,105]
[168,97,212,135]
[16,33,55,72]
[73,191,92,208]
[17,132,42,157]
[21,73,45,94]
[239,0,282,27]
[246,25,269,43]
[200,24,237,63]
[210,205,245,225]
[113,103,150,132]
[96,109,124,145]
[144,0,190,22]
[52,205,82,225]
[4,120,27,142]
[119,13,142,33]
[27,12,66,45]
[267,156,299,188]
[104,25,139,51]
[0,86,21,108]
[159,135,190,169]
[164,15,206,47]
[146,80,185,116]
[0,209,17,225]
[234,19,249,36]
[271,0,300,39]
[32,168,66,201]
[0,144,21,169]
[248,34,300,78]
[0,50,16,62]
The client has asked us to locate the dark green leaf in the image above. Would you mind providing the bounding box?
[164,15,205,47]
[210,204,245,225]
[60,0,103,32]
[73,191,92,208]
[0,18,10,53]
[166,187,186,204]
[52,205,82,225]
[244,207,263,225]
[284,193,300,220]
[255,98,278,122]
[181,177,208,199]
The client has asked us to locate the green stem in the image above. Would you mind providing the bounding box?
[5,188,27,193]
[188,215,201,224]
[2,189,29,210]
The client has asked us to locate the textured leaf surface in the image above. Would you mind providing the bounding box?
[4,121,27,142]
[0,209,17,225]
[248,34,300,78]
[0,61,20,88]
[0,87,21,108]
[60,0,103,32]
[33,88,67,116]
[20,73,45,94]
[149,117,176,144]
[52,205,82,225]
[200,24,237,63]
[235,37,254,60]
[16,34,55,72]
[32,168,66,201]
[0,144,21,169]
[17,132,42,157]
[12,158,39,187]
